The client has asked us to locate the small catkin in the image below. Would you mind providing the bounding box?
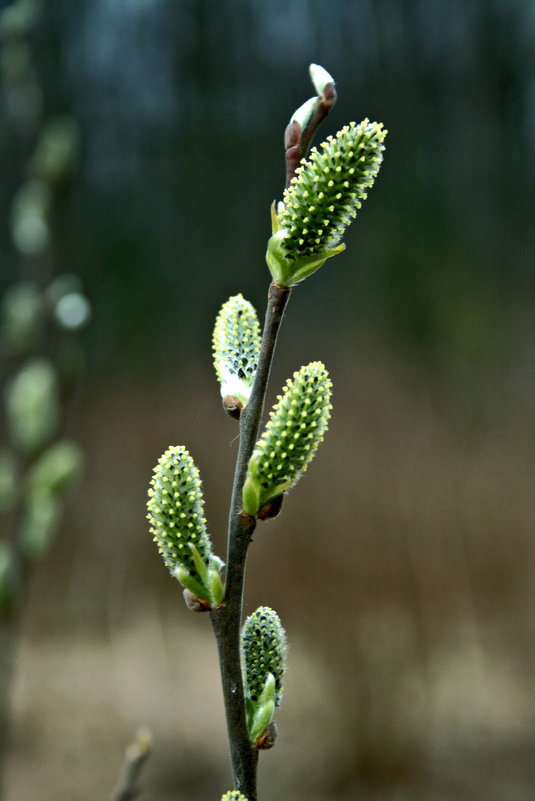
[241,606,287,706]
[213,294,261,406]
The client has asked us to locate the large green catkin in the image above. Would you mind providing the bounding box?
[213,294,261,408]
[266,119,387,286]
[279,119,387,257]
[242,361,332,517]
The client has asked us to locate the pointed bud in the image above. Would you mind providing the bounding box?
[290,96,318,130]
[241,606,287,742]
[147,446,224,607]
[242,361,332,517]
[267,119,387,286]
[309,63,335,95]
[213,294,261,412]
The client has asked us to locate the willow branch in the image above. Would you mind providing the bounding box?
[210,282,291,801]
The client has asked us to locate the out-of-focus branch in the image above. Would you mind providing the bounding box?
[108,729,152,801]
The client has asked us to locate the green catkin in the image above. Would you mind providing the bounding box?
[241,606,287,706]
[279,120,387,258]
[221,792,248,801]
[266,119,387,286]
[243,361,332,516]
[213,294,261,407]
[147,445,224,604]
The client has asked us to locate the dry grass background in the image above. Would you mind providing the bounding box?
[4,338,535,801]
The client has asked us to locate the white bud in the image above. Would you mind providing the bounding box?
[290,96,317,129]
[309,63,335,95]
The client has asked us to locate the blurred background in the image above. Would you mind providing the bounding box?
[1,0,535,799]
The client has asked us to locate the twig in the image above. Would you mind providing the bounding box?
[108,728,152,801]
[210,283,291,801]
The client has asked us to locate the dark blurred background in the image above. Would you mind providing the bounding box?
[2,1,535,799]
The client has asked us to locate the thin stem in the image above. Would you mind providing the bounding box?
[210,283,291,801]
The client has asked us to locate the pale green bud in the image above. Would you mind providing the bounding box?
[221,792,248,801]
[242,361,332,517]
[147,446,224,607]
[267,119,387,286]
[309,63,335,95]
[5,358,59,454]
[241,606,287,742]
[290,96,317,129]
[213,294,261,412]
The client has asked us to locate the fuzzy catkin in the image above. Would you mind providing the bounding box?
[213,294,261,404]
[278,119,387,257]
[244,361,332,513]
[241,606,287,705]
[147,445,211,575]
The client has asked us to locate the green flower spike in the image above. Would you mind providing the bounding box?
[242,361,332,518]
[241,606,287,743]
[213,294,261,416]
[147,445,224,608]
[267,119,387,287]
[221,792,248,801]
